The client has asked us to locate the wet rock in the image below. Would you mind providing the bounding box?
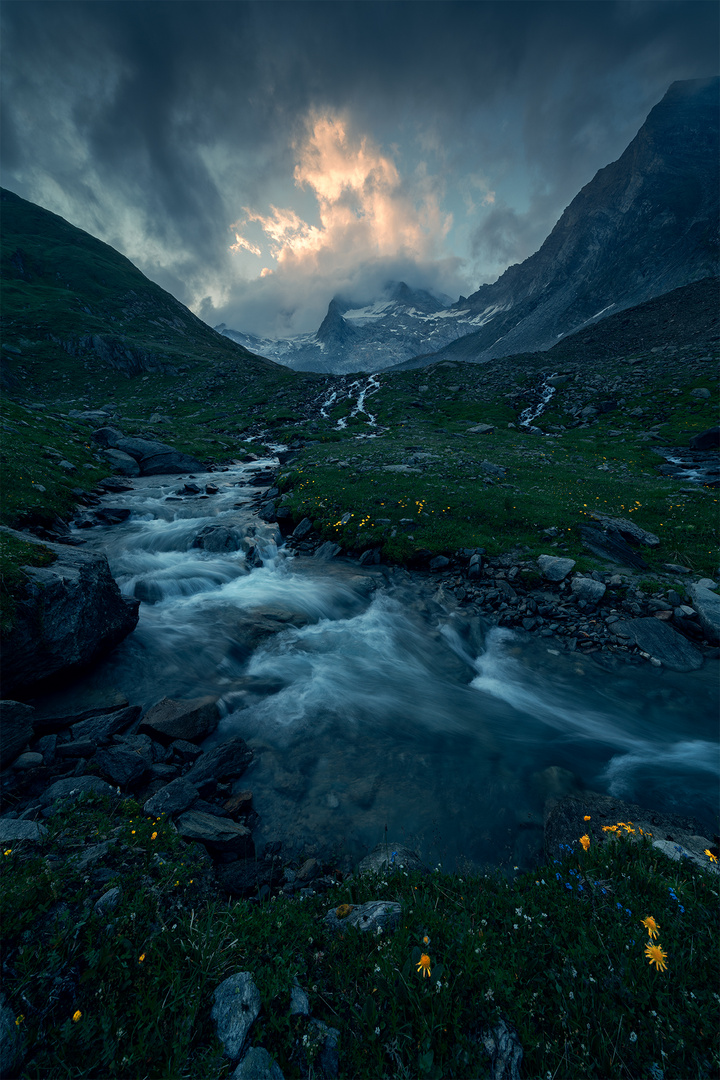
[314,541,341,561]
[0,701,34,770]
[139,695,220,745]
[257,501,277,523]
[570,576,607,604]
[114,436,204,476]
[0,528,139,698]
[613,618,703,671]
[216,858,283,898]
[94,507,132,526]
[56,739,97,759]
[231,1047,285,1080]
[192,525,244,553]
[325,900,402,935]
[176,810,254,858]
[537,555,575,582]
[70,705,141,743]
[292,517,313,540]
[93,745,148,786]
[143,777,199,818]
[169,739,204,763]
[482,1017,523,1080]
[688,583,720,643]
[100,449,139,476]
[12,752,43,770]
[211,972,261,1059]
[224,790,253,816]
[31,690,131,732]
[40,775,116,807]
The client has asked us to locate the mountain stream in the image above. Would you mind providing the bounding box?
[48,454,719,871]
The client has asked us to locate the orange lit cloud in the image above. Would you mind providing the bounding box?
[230,110,452,272]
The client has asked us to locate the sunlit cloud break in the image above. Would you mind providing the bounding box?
[230,110,452,272]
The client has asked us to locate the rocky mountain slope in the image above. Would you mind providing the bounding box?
[394,77,719,370]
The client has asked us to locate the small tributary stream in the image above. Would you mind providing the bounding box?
[42,454,719,870]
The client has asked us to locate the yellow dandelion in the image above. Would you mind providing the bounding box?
[416,953,432,978]
[602,825,618,833]
[579,834,590,851]
[645,942,668,972]
[641,916,660,939]
[705,849,718,863]
[423,935,430,945]
[151,832,157,840]
[72,1010,82,1022]
[583,815,591,821]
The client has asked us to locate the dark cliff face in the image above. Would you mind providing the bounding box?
[410,77,719,367]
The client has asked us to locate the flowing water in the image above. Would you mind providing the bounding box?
[59,455,719,871]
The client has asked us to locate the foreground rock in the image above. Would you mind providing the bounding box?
[212,973,261,1060]
[92,427,205,475]
[139,695,220,744]
[688,583,720,644]
[613,617,703,671]
[0,528,139,698]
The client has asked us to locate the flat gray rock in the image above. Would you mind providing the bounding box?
[71,705,141,742]
[570,576,606,604]
[212,972,261,1060]
[0,819,47,843]
[40,775,116,806]
[537,554,575,581]
[143,777,199,818]
[324,900,402,935]
[689,583,720,644]
[613,617,703,671]
[139,695,220,744]
[94,745,148,786]
[176,810,254,857]
[358,843,427,876]
[183,736,253,792]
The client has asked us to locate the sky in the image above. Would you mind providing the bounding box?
[1,1,718,339]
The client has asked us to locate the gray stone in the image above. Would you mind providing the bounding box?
[314,541,341,561]
[689,584,720,644]
[690,387,711,399]
[40,775,116,806]
[0,701,35,770]
[480,460,506,477]
[211,972,261,1060]
[613,618,703,671]
[71,705,141,742]
[0,992,26,1079]
[94,887,122,916]
[231,1047,285,1080]
[429,555,450,571]
[589,513,660,548]
[102,449,140,476]
[579,525,649,569]
[652,839,719,876]
[570,576,607,604]
[184,736,253,792]
[11,752,43,770]
[0,819,47,843]
[139,696,220,745]
[310,1019,340,1079]
[358,843,427,876]
[289,984,310,1017]
[36,734,57,765]
[324,900,402,935]
[169,738,204,763]
[0,528,139,698]
[482,1017,523,1080]
[114,436,205,476]
[143,778,199,818]
[467,423,495,434]
[176,810,254,857]
[257,502,277,523]
[192,525,244,553]
[56,739,97,759]
[92,426,125,448]
[537,555,575,582]
[93,745,147,786]
[292,517,313,540]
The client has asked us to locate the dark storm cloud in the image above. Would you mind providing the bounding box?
[1,0,717,333]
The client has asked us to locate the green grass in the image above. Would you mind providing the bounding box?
[2,795,718,1078]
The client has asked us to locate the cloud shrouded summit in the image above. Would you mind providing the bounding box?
[1,0,717,337]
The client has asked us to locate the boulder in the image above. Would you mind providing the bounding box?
[537,555,575,582]
[176,810,254,857]
[40,775,116,806]
[314,541,341,561]
[358,843,427,876]
[0,529,139,698]
[0,819,47,844]
[689,426,720,450]
[70,705,141,743]
[211,973,261,1060]
[589,513,660,548]
[91,426,125,448]
[139,696,220,745]
[93,745,148,786]
[12,752,43,770]
[468,423,495,435]
[0,701,34,770]
[579,525,649,569]
[143,777,199,818]
[113,436,205,476]
[192,525,244,554]
[102,449,140,476]
[570,577,607,604]
[481,1018,523,1080]
[613,618,703,671]
[688,583,720,644]
[231,1047,285,1080]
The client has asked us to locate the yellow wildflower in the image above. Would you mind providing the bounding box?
[138,953,146,963]
[72,1010,82,1022]
[583,815,591,821]
[423,935,430,945]
[151,832,157,841]
[579,835,590,851]
[705,849,718,863]
[645,942,668,972]
[416,953,432,978]
[641,916,660,939]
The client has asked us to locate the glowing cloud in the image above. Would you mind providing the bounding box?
[230,110,452,273]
